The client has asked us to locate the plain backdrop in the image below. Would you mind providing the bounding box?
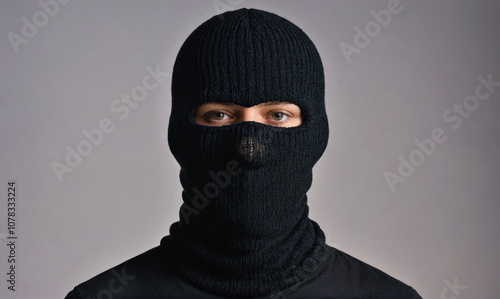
[1,1,499,298]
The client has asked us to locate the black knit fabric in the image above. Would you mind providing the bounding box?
[168,8,329,297]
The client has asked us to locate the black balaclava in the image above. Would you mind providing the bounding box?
[167,8,329,297]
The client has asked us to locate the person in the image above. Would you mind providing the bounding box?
[65,8,422,298]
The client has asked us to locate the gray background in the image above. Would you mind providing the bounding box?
[1,0,499,298]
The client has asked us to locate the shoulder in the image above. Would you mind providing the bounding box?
[64,238,207,299]
[64,246,166,298]
[286,245,422,299]
[64,237,230,298]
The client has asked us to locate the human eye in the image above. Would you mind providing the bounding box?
[257,102,302,127]
[268,111,290,122]
[204,111,231,122]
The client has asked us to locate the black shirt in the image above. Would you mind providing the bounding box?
[65,236,422,299]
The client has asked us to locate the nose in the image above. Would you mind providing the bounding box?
[237,136,265,163]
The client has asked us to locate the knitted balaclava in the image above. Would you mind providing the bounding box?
[167,8,329,297]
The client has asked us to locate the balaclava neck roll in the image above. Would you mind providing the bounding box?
[167,8,329,297]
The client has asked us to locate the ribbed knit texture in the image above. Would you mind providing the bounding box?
[168,8,329,297]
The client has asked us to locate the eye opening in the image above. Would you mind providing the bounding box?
[193,101,303,127]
